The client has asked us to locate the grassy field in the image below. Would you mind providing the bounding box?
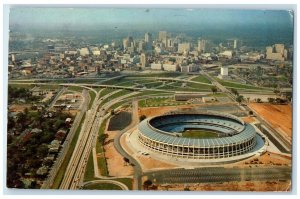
[114,178,133,190]
[96,118,109,176]
[38,84,61,89]
[191,75,211,84]
[51,113,86,189]
[100,90,131,105]
[82,183,123,190]
[217,79,272,90]
[99,88,115,97]
[89,91,96,109]
[186,82,213,90]
[68,86,84,92]
[8,83,35,89]
[83,151,95,182]
[182,129,219,139]
[138,97,188,107]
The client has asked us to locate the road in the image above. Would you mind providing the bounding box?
[113,100,143,190]
[144,166,291,184]
[81,180,129,190]
[201,70,291,153]
[59,88,139,189]
[41,89,89,189]
[48,86,67,109]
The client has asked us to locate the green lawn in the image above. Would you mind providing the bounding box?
[83,151,95,182]
[114,178,133,190]
[38,84,61,90]
[8,83,35,89]
[68,86,84,92]
[82,183,122,190]
[217,79,272,90]
[100,90,130,105]
[51,113,86,189]
[89,91,96,109]
[96,118,109,176]
[99,88,115,97]
[182,129,219,139]
[191,75,211,84]
[185,82,213,90]
[138,97,188,107]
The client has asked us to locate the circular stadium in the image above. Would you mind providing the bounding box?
[137,111,258,159]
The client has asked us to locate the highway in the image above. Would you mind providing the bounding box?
[41,89,90,189]
[113,101,143,190]
[59,88,139,189]
[201,70,291,153]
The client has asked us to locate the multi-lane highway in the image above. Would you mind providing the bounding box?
[41,89,90,189]
[59,88,139,189]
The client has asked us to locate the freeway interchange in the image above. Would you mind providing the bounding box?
[10,74,291,191]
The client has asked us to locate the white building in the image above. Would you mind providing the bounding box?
[140,53,147,68]
[180,64,199,73]
[178,43,191,53]
[151,63,163,70]
[221,65,228,76]
[79,48,89,56]
[163,64,179,72]
[219,50,233,59]
[266,44,285,61]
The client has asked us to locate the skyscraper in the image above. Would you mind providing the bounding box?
[144,32,152,51]
[158,31,167,46]
[140,53,147,68]
[198,39,206,53]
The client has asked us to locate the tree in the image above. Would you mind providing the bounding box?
[236,95,244,104]
[123,157,130,165]
[99,134,108,145]
[110,109,115,115]
[256,98,262,103]
[268,98,275,103]
[231,88,239,96]
[211,86,218,94]
[139,115,147,121]
[143,179,153,190]
[273,89,280,96]
[249,111,253,116]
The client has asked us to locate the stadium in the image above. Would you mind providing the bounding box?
[137,111,258,159]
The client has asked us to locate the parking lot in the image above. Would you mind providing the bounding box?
[145,166,291,184]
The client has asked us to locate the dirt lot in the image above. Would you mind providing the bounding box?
[153,180,291,191]
[249,103,292,139]
[9,104,32,112]
[243,152,291,166]
[138,155,177,171]
[139,105,198,118]
[104,131,133,177]
[242,116,256,123]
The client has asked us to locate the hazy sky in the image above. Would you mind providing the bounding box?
[9,8,293,31]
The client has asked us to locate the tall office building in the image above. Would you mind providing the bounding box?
[198,39,206,53]
[158,31,167,42]
[167,39,173,48]
[140,53,147,68]
[123,36,134,50]
[145,32,152,51]
[178,43,191,53]
[233,39,238,49]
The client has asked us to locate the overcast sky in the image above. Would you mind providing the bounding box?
[9,7,294,31]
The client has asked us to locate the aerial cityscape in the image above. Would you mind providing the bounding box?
[6,7,293,191]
